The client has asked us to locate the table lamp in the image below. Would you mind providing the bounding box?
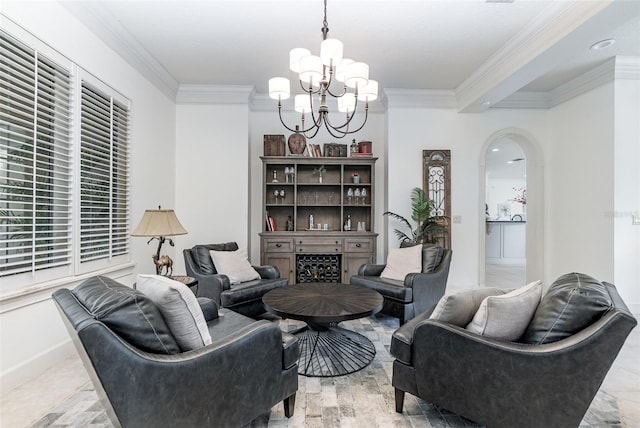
[131,206,187,275]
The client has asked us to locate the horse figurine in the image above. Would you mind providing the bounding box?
[152,254,174,276]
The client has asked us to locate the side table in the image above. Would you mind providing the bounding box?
[170,275,198,294]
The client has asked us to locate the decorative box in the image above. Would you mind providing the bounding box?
[263,135,286,156]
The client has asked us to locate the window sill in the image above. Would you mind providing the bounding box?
[0,263,136,314]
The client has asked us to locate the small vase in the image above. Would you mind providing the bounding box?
[318,175,323,184]
[353,176,360,184]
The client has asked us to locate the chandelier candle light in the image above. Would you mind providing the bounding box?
[269,0,378,139]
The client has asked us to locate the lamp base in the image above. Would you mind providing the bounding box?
[152,254,174,276]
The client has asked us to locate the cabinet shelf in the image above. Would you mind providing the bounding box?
[261,156,377,284]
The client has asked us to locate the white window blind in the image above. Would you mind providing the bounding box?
[0,30,73,278]
[79,82,130,264]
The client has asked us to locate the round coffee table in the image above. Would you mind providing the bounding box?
[263,283,383,377]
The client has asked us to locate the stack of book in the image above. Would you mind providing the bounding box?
[265,212,276,231]
[305,143,323,157]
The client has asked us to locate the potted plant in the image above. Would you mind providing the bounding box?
[313,165,327,183]
[384,187,448,246]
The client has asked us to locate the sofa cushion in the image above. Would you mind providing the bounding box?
[209,248,261,284]
[72,276,180,354]
[136,275,212,351]
[190,242,239,274]
[430,287,507,327]
[466,280,542,341]
[422,244,444,273]
[521,272,613,345]
[380,244,423,281]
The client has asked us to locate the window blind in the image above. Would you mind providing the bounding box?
[0,31,72,277]
[79,82,130,263]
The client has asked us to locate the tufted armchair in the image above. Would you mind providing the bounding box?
[184,242,288,317]
[350,246,452,324]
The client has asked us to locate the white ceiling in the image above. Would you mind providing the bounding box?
[60,0,640,109]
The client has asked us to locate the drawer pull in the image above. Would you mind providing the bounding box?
[275,243,282,248]
[355,243,362,248]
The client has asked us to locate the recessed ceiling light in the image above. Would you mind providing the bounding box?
[590,39,615,50]
[491,148,500,152]
[482,101,492,107]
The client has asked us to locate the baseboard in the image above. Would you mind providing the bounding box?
[0,339,75,395]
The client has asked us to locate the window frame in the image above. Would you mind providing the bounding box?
[0,20,132,295]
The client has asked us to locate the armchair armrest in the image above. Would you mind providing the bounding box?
[254,265,281,279]
[183,249,230,303]
[403,250,451,315]
[357,263,386,276]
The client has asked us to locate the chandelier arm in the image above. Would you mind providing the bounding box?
[277,101,323,135]
[299,79,321,94]
[321,114,349,139]
[324,103,370,136]
[276,101,302,134]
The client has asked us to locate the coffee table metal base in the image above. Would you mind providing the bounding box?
[295,325,376,377]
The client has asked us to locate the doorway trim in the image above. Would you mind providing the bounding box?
[479,127,545,286]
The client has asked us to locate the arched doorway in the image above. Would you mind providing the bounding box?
[479,128,544,288]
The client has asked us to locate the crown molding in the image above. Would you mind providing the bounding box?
[61,2,179,101]
[455,0,612,113]
[615,56,640,80]
[493,92,551,110]
[176,85,254,105]
[383,89,457,109]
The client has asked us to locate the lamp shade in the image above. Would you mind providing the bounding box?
[290,48,311,72]
[131,209,187,237]
[299,55,323,87]
[320,38,343,67]
[338,93,356,113]
[357,79,378,102]
[335,58,354,83]
[295,94,313,113]
[269,77,290,100]
[344,62,369,89]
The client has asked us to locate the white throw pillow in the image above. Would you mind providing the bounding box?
[380,244,423,281]
[430,287,507,327]
[209,248,260,284]
[136,274,212,351]
[466,280,543,341]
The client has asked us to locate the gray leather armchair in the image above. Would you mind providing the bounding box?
[390,278,637,428]
[52,276,299,428]
[184,242,288,317]
[350,247,452,324]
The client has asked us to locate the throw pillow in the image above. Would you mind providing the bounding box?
[430,287,507,327]
[209,248,261,284]
[380,244,423,281]
[521,272,613,345]
[466,280,543,341]
[137,274,212,351]
[72,276,180,354]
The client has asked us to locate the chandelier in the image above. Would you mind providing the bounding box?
[268,0,378,139]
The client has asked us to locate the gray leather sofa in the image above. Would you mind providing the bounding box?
[350,246,452,324]
[184,242,288,317]
[53,276,299,428]
[390,273,637,428]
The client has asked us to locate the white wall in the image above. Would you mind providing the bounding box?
[547,84,615,284]
[174,102,251,274]
[0,2,176,393]
[613,76,640,305]
[385,103,549,291]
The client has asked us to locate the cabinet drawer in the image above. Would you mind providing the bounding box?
[263,238,294,253]
[345,237,375,253]
[296,237,342,253]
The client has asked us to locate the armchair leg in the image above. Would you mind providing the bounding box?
[395,388,405,413]
[284,393,296,418]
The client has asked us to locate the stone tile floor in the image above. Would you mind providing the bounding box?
[6,312,636,428]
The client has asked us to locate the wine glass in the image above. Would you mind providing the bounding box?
[279,189,286,204]
[354,188,361,205]
[273,189,279,204]
[313,191,320,205]
[327,192,335,205]
[284,167,290,183]
[347,188,354,205]
[361,188,367,205]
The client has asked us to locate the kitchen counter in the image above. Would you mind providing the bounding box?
[485,221,525,264]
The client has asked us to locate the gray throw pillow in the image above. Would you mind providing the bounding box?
[521,272,613,344]
[466,280,543,341]
[430,287,507,326]
[137,274,212,351]
[72,276,180,354]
